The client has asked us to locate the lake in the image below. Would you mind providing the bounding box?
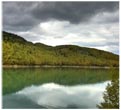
[2,67,119,109]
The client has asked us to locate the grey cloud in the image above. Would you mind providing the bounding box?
[90,10,119,24]
[107,46,119,54]
[74,40,119,48]
[74,42,119,54]
[31,2,118,23]
[16,31,45,42]
[3,2,39,31]
[3,2,119,31]
[2,2,119,54]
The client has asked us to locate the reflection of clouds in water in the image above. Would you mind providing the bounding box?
[13,81,110,108]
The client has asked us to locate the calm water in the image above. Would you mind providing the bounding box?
[3,68,119,109]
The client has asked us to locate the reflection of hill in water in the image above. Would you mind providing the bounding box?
[3,68,119,94]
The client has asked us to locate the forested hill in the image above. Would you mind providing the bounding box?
[3,31,119,67]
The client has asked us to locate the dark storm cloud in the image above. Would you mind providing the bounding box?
[3,2,119,31]
[31,2,119,23]
[3,2,39,31]
[2,2,119,54]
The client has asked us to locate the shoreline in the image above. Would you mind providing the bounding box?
[2,65,118,69]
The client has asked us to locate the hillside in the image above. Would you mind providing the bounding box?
[3,31,119,67]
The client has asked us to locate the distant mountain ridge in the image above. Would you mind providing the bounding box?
[3,31,119,67]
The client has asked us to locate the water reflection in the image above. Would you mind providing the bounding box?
[3,81,109,109]
[3,68,116,94]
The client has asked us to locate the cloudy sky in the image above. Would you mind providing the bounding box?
[3,2,119,54]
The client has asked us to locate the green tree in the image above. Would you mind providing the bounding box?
[97,75,119,109]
